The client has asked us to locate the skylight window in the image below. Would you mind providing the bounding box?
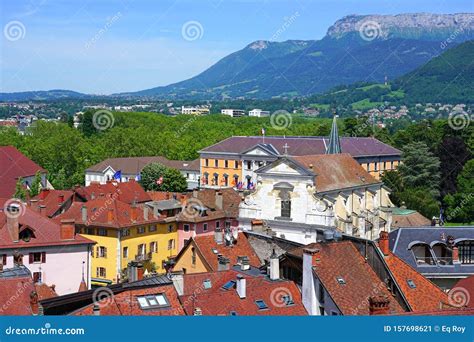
[336,277,346,285]
[255,300,268,310]
[407,279,416,289]
[203,279,212,289]
[137,294,169,309]
[222,280,236,290]
[282,295,294,306]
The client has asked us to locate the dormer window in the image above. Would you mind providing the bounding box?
[19,227,35,242]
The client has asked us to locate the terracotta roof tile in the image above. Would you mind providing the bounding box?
[384,251,449,312]
[0,146,46,198]
[30,189,74,217]
[0,198,95,249]
[74,180,150,204]
[292,153,379,193]
[192,233,261,271]
[179,271,307,315]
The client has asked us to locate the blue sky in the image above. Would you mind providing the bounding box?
[1,0,473,94]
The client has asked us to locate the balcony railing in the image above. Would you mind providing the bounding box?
[135,252,152,262]
[414,256,436,265]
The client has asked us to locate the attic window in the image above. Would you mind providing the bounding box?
[222,280,236,290]
[137,294,169,309]
[336,277,346,285]
[407,279,416,289]
[203,279,212,289]
[255,300,268,310]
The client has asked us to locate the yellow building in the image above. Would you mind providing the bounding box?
[56,197,180,287]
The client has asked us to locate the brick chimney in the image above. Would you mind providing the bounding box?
[60,219,75,240]
[6,204,20,243]
[58,194,65,206]
[30,291,39,315]
[452,246,461,264]
[130,204,137,222]
[379,231,390,256]
[369,295,391,315]
[107,207,114,223]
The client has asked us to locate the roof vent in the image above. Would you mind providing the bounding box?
[336,277,346,285]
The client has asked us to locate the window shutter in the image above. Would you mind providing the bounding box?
[2,254,6,265]
[96,247,99,257]
[91,247,94,258]
[104,247,107,258]
[29,253,33,264]
[41,252,46,263]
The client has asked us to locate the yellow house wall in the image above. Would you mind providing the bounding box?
[120,222,178,274]
[173,244,209,274]
[201,158,242,186]
[80,228,119,284]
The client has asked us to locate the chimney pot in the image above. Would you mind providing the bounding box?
[369,295,391,315]
[379,231,390,256]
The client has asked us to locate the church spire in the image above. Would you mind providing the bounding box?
[326,114,341,154]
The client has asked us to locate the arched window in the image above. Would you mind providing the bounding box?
[457,240,474,264]
[431,242,452,265]
[409,242,435,265]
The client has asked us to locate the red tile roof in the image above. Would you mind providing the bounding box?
[30,189,74,217]
[292,153,379,192]
[289,241,404,315]
[0,275,36,315]
[0,146,46,198]
[452,275,474,308]
[179,271,307,315]
[0,198,95,249]
[72,285,184,316]
[74,180,150,204]
[54,197,165,228]
[35,282,58,301]
[183,233,261,271]
[384,251,450,312]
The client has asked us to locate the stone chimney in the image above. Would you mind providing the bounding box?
[214,228,223,244]
[379,231,390,256]
[93,304,101,316]
[269,249,280,280]
[369,295,391,315]
[215,191,223,210]
[6,204,20,243]
[143,206,149,221]
[302,248,320,315]
[81,205,87,223]
[170,271,184,296]
[60,219,75,240]
[236,274,246,299]
[217,255,230,271]
[107,208,114,223]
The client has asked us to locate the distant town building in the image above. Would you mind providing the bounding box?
[85,156,200,189]
[248,109,270,117]
[221,109,246,118]
[181,106,210,115]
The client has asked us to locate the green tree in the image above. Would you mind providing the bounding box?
[444,159,474,224]
[13,178,27,200]
[398,141,441,198]
[139,163,187,192]
[398,187,440,219]
[29,171,42,197]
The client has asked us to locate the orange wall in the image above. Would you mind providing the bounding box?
[201,158,242,186]
[173,243,209,274]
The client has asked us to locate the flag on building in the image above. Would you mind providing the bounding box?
[135,173,141,181]
[113,170,122,181]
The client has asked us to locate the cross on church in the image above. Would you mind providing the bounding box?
[283,143,289,155]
